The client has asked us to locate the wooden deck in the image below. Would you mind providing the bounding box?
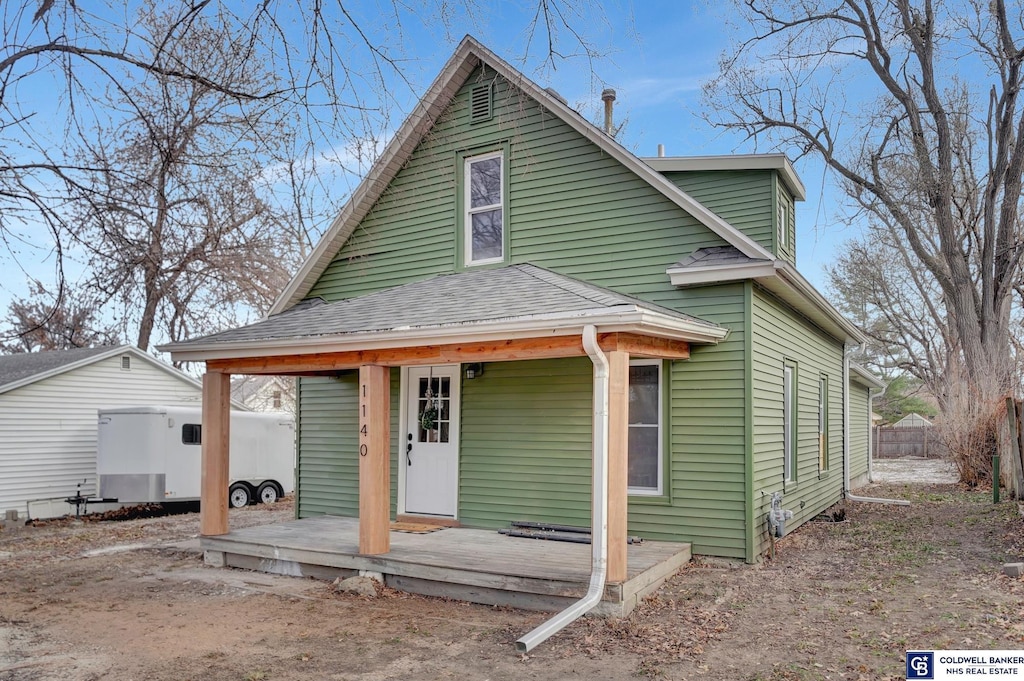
[200,515,691,616]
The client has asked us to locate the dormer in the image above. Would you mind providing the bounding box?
[642,154,805,264]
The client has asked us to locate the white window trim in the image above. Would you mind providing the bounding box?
[778,198,790,251]
[783,363,795,483]
[463,150,504,266]
[628,359,663,496]
[818,374,828,472]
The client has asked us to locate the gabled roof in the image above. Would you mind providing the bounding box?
[162,264,728,362]
[269,35,773,316]
[0,345,203,396]
[666,246,867,345]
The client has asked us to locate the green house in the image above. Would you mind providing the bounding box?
[165,36,881,565]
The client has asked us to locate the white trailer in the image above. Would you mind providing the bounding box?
[97,406,295,508]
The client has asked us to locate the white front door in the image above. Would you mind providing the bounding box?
[404,365,460,517]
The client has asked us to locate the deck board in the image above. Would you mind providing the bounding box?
[201,515,690,615]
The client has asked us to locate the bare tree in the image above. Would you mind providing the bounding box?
[68,5,298,351]
[706,0,1024,481]
[1,1,611,304]
[0,281,119,353]
[827,221,955,408]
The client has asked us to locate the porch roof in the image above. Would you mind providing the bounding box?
[160,264,727,364]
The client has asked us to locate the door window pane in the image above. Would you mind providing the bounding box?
[417,375,450,444]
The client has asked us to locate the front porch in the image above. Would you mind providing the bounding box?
[201,515,691,617]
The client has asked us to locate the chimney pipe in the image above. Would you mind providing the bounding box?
[657,144,665,158]
[601,88,616,136]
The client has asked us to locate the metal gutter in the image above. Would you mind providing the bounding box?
[843,346,909,506]
[159,307,728,363]
[515,325,609,652]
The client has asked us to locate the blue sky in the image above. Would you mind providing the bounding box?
[2,0,858,327]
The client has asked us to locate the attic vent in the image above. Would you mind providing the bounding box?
[120,355,131,371]
[470,83,493,123]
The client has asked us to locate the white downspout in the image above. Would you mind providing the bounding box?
[516,325,609,652]
[844,345,910,506]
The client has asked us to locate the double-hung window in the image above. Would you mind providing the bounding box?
[783,362,796,483]
[778,197,790,252]
[464,151,504,265]
[628,360,662,495]
[818,374,829,472]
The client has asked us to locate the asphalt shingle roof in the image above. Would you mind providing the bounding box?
[0,346,118,391]
[174,264,721,347]
[671,246,771,270]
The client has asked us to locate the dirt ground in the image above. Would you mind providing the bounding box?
[2,478,1023,681]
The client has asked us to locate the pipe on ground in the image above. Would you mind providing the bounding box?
[515,325,610,652]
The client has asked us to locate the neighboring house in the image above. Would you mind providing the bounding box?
[0,345,206,519]
[231,375,296,413]
[163,36,874,564]
[849,364,886,489]
[893,413,934,428]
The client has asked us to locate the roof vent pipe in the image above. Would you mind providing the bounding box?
[601,88,616,136]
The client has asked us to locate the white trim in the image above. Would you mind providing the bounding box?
[269,36,774,315]
[464,150,505,266]
[666,259,867,345]
[783,363,795,483]
[778,199,790,252]
[397,365,410,516]
[627,359,663,496]
[666,261,775,284]
[161,306,729,363]
[849,363,886,390]
[402,364,461,518]
[643,154,806,202]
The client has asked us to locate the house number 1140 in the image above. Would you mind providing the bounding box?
[359,383,368,456]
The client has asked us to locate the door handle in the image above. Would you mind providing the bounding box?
[406,438,413,466]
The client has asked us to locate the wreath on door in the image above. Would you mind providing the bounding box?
[419,371,440,431]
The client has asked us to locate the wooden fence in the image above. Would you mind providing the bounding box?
[873,426,948,459]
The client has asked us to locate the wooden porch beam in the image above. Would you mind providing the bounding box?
[358,365,391,555]
[606,350,629,583]
[200,371,231,536]
[206,335,588,374]
[599,332,690,360]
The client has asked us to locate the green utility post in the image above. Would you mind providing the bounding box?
[993,455,1000,503]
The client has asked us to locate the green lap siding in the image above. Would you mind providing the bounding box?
[307,66,728,304]
[296,374,399,519]
[642,284,748,559]
[660,170,774,253]
[459,357,593,528]
[750,286,845,556]
[849,381,871,487]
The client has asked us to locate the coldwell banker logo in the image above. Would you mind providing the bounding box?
[907,651,934,679]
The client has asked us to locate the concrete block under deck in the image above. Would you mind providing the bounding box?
[200,516,691,616]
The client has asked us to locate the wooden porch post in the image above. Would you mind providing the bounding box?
[358,365,391,555]
[607,350,629,583]
[200,370,231,536]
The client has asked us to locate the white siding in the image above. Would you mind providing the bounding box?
[0,354,202,517]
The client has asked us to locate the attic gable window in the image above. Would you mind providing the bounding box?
[778,197,790,252]
[464,151,504,265]
[470,83,493,123]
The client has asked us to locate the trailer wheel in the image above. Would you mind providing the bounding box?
[257,481,280,504]
[229,483,252,508]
